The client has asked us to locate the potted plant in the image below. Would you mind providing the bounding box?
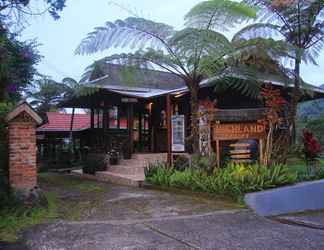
[108,149,120,165]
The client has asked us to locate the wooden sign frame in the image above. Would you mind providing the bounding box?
[213,121,266,167]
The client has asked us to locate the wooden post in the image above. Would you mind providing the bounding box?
[117,106,120,129]
[90,108,94,129]
[127,103,134,154]
[216,140,220,167]
[259,139,264,165]
[166,94,172,166]
[138,112,142,150]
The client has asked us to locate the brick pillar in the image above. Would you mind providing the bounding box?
[8,118,37,190]
[6,102,42,192]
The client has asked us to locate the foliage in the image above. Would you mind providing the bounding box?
[0,30,40,102]
[26,77,64,115]
[185,0,256,30]
[191,154,216,174]
[0,102,13,203]
[0,0,66,29]
[302,130,321,160]
[260,84,288,165]
[26,76,90,118]
[297,115,324,147]
[0,192,57,242]
[242,0,324,139]
[145,162,297,199]
[82,153,108,174]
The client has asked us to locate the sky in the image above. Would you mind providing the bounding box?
[21,0,324,86]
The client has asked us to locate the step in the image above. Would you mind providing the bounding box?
[96,171,144,187]
[108,165,145,175]
[132,153,167,162]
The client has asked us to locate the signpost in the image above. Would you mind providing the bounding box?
[172,115,185,152]
[213,122,266,166]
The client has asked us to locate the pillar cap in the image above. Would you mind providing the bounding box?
[5,100,43,125]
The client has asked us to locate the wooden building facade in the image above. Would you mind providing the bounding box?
[59,63,324,165]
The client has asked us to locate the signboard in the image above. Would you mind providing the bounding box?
[172,115,185,152]
[213,122,266,140]
[121,98,138,103]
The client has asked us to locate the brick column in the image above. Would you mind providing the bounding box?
[8,116,37,190]
[6,101,42,192]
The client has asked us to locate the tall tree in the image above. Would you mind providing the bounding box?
[75,0,257,154]
[0,0,66,28]
[236,0,324,141]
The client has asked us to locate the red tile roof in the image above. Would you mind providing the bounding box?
[37,112,92,132]
[37,112,128,132]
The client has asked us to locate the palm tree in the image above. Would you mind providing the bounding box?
[27,78,64,118]
[233,0,324,141]
[75,0,257,154]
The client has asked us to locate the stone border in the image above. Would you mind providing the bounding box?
[245,179,324,216]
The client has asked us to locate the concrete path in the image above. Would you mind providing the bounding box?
[22,210,324,250]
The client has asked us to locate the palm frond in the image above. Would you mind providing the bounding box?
[75,17,175,55]
[185,0,256,30]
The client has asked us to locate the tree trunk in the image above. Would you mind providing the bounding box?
[190,86,200,154]
[288,56,301,144]
[69,108,75,158]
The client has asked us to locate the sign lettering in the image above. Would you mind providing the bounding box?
[213,122,266,140]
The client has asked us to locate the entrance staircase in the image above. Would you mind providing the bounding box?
[95,153,167,187]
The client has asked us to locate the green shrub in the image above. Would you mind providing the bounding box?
[144,162,174,186]
[145,162,298,199]
[169,168,198,189]
[0,102,13,204]
[191,154,216,174]
[82,153,108,175]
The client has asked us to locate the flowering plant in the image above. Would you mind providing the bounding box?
[302,130,321,160]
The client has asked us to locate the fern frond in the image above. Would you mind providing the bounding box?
[75,17,175,55]
[185,0,256,30]
[232,23,282,42]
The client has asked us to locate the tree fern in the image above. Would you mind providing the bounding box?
[75,17,175,55]
[185,0,256,30]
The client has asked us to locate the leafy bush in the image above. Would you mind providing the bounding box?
[191,154,216,174]
[144,162,174,186]
[82,153,108,175]
[145,162,298,199]
[173,155,190,171]
[0,103,13,203]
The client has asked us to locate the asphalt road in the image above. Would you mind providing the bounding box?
[21,210,324,250]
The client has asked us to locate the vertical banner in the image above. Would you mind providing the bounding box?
[172,115,185,152]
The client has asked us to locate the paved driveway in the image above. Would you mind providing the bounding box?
[23,210,324,250]
[6,174,324,250]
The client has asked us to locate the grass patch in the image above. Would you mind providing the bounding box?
[286,158,324,181]
[0,192,58,242]
[38,173,105,192]
[37,173,106,221]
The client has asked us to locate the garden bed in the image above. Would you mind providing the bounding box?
[144,161,324,201]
